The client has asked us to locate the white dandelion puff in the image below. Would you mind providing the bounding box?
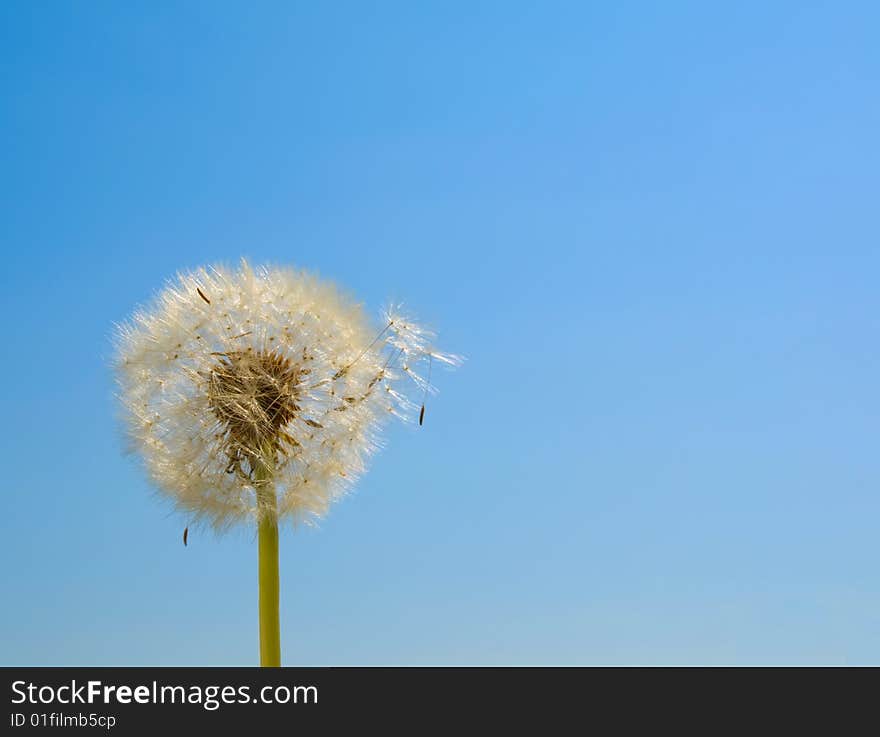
[113,261,459,530]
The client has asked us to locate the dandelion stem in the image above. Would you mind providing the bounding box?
[255,460,281,667]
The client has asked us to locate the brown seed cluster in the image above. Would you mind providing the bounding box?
[206,349,306,479]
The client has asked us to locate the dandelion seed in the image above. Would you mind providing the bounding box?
[419,354,433,427]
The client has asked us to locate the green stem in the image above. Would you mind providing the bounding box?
[255,461,281,667]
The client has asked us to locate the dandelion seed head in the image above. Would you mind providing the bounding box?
[114,260,457,528]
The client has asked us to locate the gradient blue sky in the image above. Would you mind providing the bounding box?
[1,1,878,665]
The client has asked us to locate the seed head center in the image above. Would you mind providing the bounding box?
[207,350,303,470]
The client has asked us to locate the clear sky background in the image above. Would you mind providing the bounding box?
[1,1,878,665]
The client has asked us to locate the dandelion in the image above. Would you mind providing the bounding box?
[114,260,459,666]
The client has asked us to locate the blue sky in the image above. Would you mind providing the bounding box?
[1,1,878,665]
